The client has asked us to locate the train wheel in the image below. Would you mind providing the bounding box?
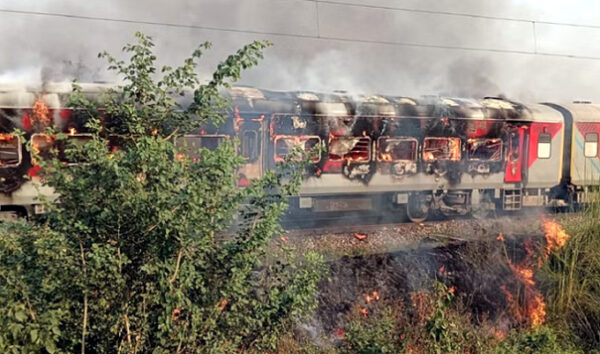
[406,192,430,223]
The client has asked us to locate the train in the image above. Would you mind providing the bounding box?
[1,82,600,222]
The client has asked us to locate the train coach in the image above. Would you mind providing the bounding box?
[0,83,597,222]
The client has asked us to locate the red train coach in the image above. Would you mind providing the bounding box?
[0,83,592,222]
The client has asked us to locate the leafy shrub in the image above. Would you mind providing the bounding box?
[0,32,323,353]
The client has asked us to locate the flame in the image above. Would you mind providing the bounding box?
[68,127,77,136]
[362,130,367,137]
[380,153,393,162]
[542,218,570,257]
[365,290,380,303]
[424,152,435,161]
[334,328,345,339]
[490,327,507,340]
[359,308,368,318]
[172,308,181,321]
[32,98,51,126]
[498,219,567,328]
[439,265,446,274]
[0,133,14,141]
[496,233,504,241]
[218,299,228,312]
[354,232,367,241]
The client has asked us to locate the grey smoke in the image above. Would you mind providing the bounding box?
[1,0,600,102]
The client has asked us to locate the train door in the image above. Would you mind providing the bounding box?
[237,118,265,183]
[504,126,526,184]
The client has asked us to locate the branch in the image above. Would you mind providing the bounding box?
[79,238,88,354]
[169,248,183,284]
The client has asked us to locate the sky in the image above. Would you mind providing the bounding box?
[1,0,600,102]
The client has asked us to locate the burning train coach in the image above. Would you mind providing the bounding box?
[0,83,598,222]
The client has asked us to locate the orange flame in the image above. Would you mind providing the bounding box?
[218,299,228,312]
[68,127,77,136]
[359,307,368,318]
[365,290,380,303]
[379,152,393,162]
[0,133,15,141]
[496,233,504,241]
[334,328,345,339]
[354,232,367,241]
[32,98,51,126]
[542,218,570,257]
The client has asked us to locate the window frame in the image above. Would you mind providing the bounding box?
[376,136,418,162]
[422,137,462,162]
[31,133,93,166]
[584,132,598,158]
[537,133,552,159]
[466,138,503,162]
[273,135,322,163]
[327,136,372,163]
[241,130,260,162]
[0,134,22,168]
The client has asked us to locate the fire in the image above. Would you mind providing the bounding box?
[499,219,569,329]
[365,290,380,303]
[68,127,77,136]
[542,218,570,257]
[218,299,228,312]
[359,307,368,318]
[334,328,345,339]
[490,327,507,340]
[379,152,393,162]
[496,233,504,241]
[424,152,435,161]
[0,133,14,141]
[32,98,51,126]
[354,232,367,241]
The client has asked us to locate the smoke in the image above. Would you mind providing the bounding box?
[1,0,600,101]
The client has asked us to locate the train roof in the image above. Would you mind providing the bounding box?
[527,103,564,123]
[555,103,600,123]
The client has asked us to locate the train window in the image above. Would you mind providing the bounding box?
[241,130,259,162]
[377,137,417,162]
[538,133,551,159]
[274,135,321,162]
[0,134,21,168]
[328,137,371,163]
[31,133,93,165]
[175,135,227,159]
[423,137,461,162]
[467,138,502,161]
[584,133,598,158]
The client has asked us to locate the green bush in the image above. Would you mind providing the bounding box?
[0,32,323,353]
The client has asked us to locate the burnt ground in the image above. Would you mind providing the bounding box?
[314,236,540,333]
[277,212,563,341]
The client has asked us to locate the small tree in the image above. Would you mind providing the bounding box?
[0,32,323,353]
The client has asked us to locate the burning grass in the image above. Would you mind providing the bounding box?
[271,213,593,353]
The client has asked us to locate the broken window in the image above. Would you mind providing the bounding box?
[584,133,598,158]
[175,135,227,159]
[423,137,461,162]
[328,137,371,163]
[0,134,21,167]
[241,130,259,162]
[538,133,551,159]
[274,135,321,162]
[31,133,93,165]
[377,137,417,162]
[467,138,502,161]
